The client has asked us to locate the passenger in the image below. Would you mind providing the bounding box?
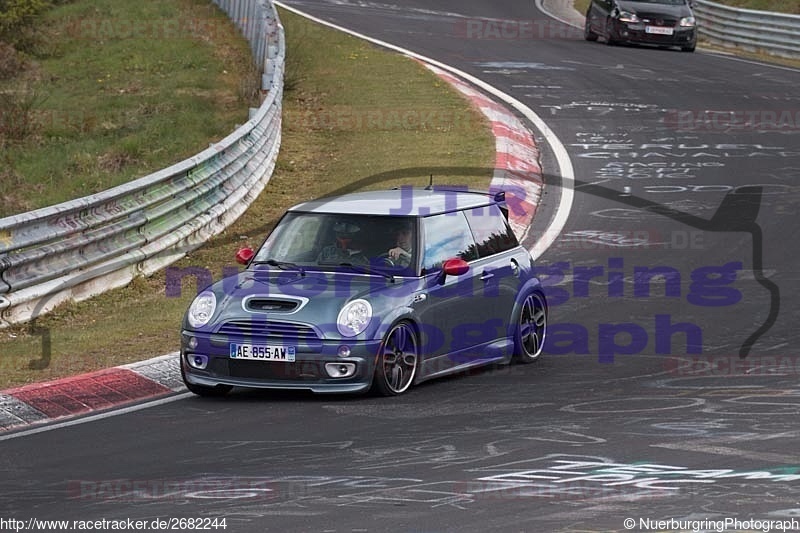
[318,221,365,264]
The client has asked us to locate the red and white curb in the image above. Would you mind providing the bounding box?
[0,353,182,432]
[0,57,547,435]
[423,63,543,242]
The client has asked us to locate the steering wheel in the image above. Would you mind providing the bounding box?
[376,253,396,267]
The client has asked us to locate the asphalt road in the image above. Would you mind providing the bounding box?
[2,1,800,531]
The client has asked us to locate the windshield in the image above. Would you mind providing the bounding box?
[254,212,418,274]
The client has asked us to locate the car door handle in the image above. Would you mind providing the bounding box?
[480,271,494,281]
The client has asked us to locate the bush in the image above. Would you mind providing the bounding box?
[0,0,50,49]
[0,85,42,141]
[0,40,24,77]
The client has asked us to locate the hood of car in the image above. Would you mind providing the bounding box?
[616,0,691,18]
[192,268,422,337]
[222,267,405,295]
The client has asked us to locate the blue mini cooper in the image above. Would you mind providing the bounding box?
[180,187,547,396]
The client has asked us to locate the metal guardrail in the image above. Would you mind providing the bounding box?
[694,0,800,59]
[0,0,285,327]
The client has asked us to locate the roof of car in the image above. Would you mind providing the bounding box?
[288,187,502,216]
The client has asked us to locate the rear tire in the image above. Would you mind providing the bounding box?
[512,292,548,364]
[681,43,696,52]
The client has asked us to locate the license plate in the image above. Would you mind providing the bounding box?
[230,344,296,362]
[646,26,674,35]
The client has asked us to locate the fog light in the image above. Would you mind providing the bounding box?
[325,362,356,378]
[188,337,198,350]
[337,345,352,357]
[187,354,209,370]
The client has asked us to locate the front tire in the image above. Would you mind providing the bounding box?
[585,18,599,41]
[513,292,547,363]
[372,321,419,396]
[605,19,618,45]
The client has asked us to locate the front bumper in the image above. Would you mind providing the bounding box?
[180,331,381,393]
[613,22,696,46]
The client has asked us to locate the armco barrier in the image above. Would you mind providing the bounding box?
[0,0,285,327]
[694,0,800,59]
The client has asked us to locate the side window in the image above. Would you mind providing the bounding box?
[421,212,478,273]
[464,204,519,258]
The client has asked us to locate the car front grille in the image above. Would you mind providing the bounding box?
[638,14,678,25]
[216,319,321,341]
[211,359,323,381]
[630,30,689,44]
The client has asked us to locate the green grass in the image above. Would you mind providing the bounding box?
[0,8,495,389]
[0,0,259,217]
[574,0,591,16]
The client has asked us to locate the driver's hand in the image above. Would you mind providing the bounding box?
[388,247,405,260]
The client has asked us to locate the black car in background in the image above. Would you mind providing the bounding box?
[585,0,697,52]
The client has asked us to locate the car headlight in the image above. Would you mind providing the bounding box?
[617,10,640,22]
[187,291,217,328]
[337,299,372,337]
[679,16,696,27]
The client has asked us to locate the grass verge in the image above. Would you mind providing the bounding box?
[0,0,260,217]
[0,8,495,389]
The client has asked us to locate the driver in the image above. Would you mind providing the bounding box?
[387,220,413,267]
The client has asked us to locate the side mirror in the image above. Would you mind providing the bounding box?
[442,258,470,277]
[236,247,255,265]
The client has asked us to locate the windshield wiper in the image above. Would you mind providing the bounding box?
[252,259,306,276]
[318,261,395,282]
